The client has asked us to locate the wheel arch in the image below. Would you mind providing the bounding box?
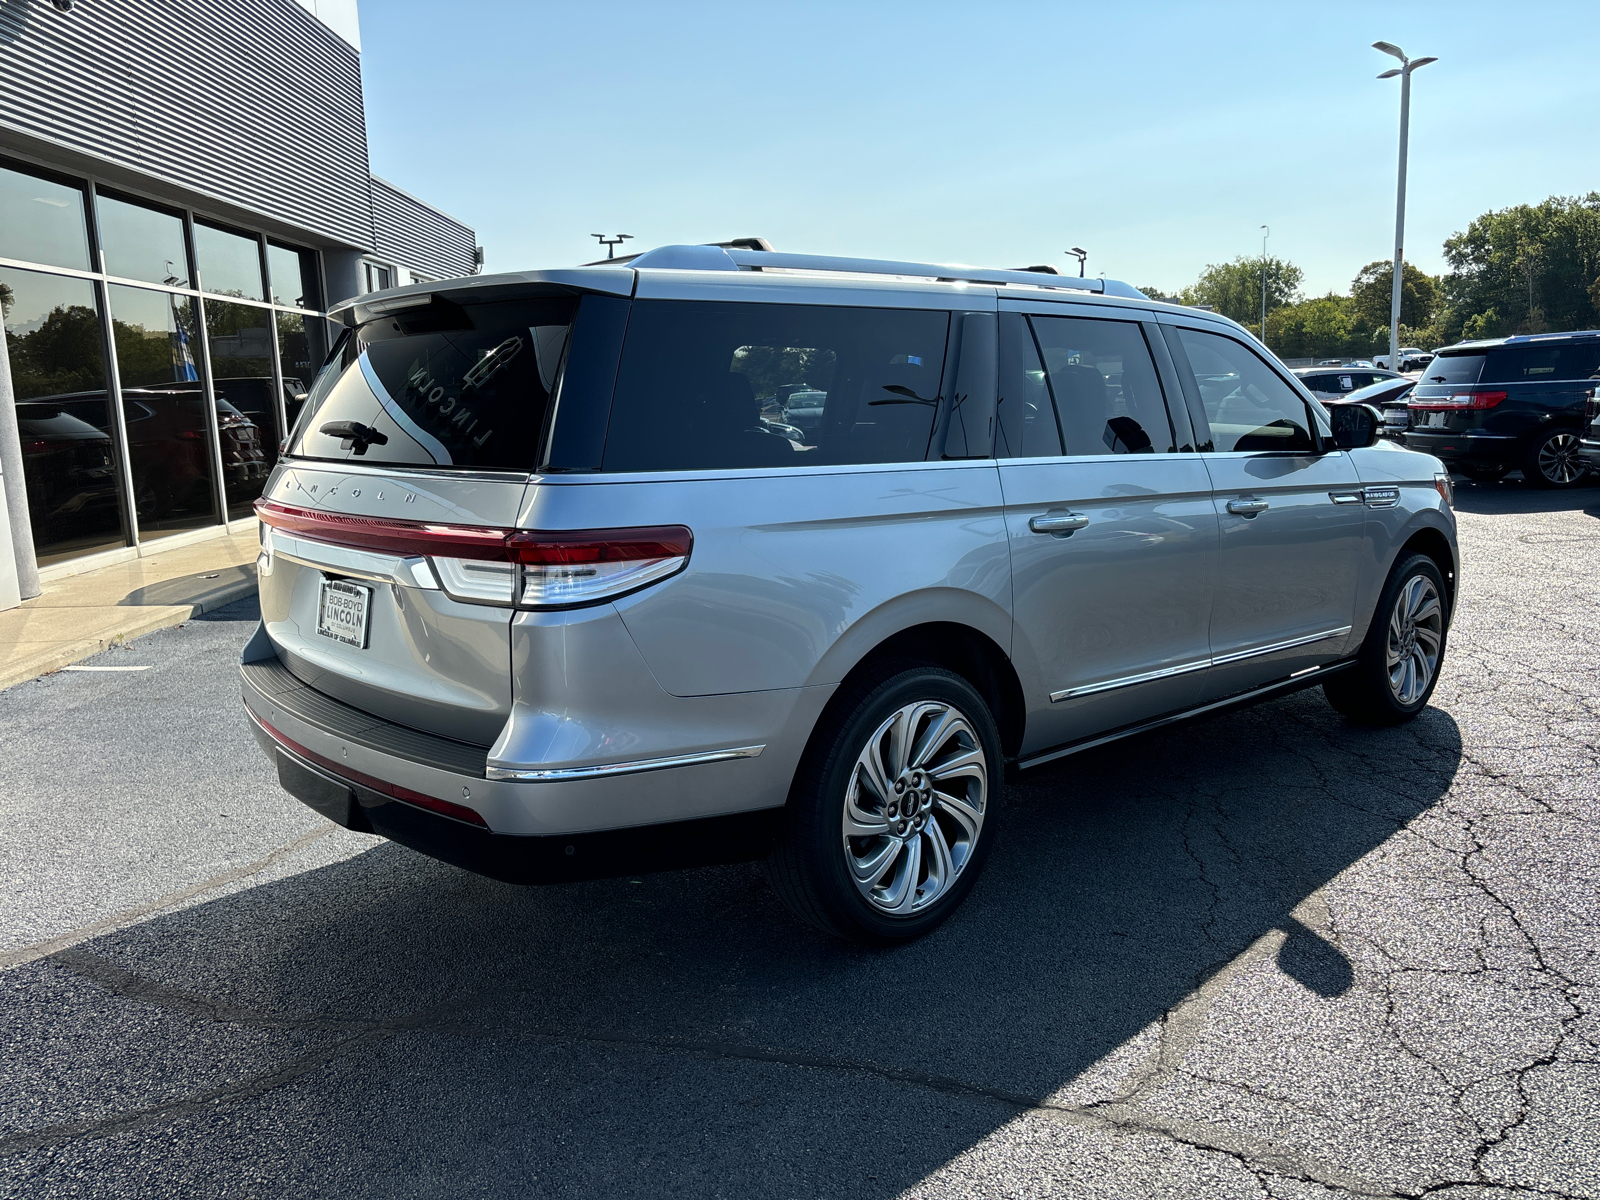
[1397,524,1458,620]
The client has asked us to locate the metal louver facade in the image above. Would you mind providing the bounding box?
[372,176,477,279]
[0,0,371,249]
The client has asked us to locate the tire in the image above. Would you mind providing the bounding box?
[764,664,1002,945]
[1324,553,1449,725]
[1456,464,1509,482]
[1521,429,1588,488]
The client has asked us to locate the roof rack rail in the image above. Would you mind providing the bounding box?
[718,247,1147,299]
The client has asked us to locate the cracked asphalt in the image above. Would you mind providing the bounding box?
[1,478,1597,1199]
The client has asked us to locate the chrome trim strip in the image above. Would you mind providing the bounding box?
[1050,626,1352,702]
[1210,626,1352,666]
[1051,657,1210,702]
[1021,660,1357,772]
[487,744,765,783]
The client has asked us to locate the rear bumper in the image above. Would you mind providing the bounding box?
[249,712,779,883]
[1401,430,1520,466]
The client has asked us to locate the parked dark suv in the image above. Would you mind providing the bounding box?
[1403,332,1600,487]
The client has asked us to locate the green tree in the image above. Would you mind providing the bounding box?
[8,304,106,398]
[1349,260,1440,334]
[1136,285,1180,304]
[1265,295,1359,360]
[1178,255,1303,328]
[1440,193,1600,340]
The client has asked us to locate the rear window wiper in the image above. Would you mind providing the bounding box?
[320,420,389,455]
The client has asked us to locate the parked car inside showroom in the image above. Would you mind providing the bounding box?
[242,244,1460,944]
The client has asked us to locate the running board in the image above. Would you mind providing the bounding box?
[1014,659,1357,773]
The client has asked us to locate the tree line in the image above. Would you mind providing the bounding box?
[1139,193,1600,358]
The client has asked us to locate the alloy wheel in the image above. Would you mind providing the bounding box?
[1385,574,1444,706]
[841,700,988,916]
[1536,433,1585,485]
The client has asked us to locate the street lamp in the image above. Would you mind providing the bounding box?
[591,233,633,260]
[1066,247,1087,277]
[1374,42,1437,370]
[1259,226,1269,345]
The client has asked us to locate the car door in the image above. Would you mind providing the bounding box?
[1161,322,1365,699]
[997,307,1218,756]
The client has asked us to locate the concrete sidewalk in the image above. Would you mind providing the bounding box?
[0,528,259,691]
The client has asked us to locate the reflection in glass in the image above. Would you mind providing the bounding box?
[194,221,264,301]
[108,284,220,538]
[97,193,190,288]
[267,242,319,310]
[0,162,91,271]
[205,300,277,517]
[1,266,124,563]
[274,309,330,432]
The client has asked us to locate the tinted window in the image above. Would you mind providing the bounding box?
[996,312,1061,457]
[1030,316,1174,455]
[97,193,190,288]
[267,242,320,310]
[1300,374,1335,392]
[1482,343,1600,383]
[1176,327,1316,453]
[286,297,576,469]
[1420,354,1484,386]
[602,301,949,472]
[194,221,264,301]
[0,161,90,271]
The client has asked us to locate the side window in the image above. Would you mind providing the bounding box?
[1029,316,1176,455]
[601,301,950,472]
[996,312,1061,457]
[1482,343,1600,383]
[1175,328,1317,453]
[1300,374,1331,392]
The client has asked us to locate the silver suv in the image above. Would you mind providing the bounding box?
[242,244,1460,944]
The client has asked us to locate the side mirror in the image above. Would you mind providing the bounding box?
[1329,403,1381,450]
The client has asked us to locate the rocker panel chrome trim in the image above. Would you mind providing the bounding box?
[487,744,766,782]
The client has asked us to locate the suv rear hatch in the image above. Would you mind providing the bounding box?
[256,281,627,746]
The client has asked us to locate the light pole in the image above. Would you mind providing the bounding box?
[1374,42,1437,370]
[1259,225,1269,345]
[1066,247,1087,278]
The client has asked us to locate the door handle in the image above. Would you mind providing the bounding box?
[1029,511,1090,536]
[1225,497,1269,517]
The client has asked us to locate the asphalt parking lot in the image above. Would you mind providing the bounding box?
[1,478,1597,1200]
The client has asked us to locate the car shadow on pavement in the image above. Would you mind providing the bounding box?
[1449,475,1600,517]
[7,690,1462,1198]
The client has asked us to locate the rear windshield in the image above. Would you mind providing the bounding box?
[1480,342,1600,384]
[600,300,950,472]
[286,297,576,469]
[1419,354,1484,387]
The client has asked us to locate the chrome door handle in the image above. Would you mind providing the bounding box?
[1029,511,1090,536]
[1329,491,1364,505]
[1225,497,1269,517]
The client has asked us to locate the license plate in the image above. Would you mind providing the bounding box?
[317,578,372,648]
[1427,412,1449,428]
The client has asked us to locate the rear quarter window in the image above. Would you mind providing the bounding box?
[286,296,576,470]
[600,300,950,472]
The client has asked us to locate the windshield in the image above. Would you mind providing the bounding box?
[285,296,577,470]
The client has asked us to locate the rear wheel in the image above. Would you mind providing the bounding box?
[1324,553,1448,725]
[765,665,1001,945]
[1456,463,1509,482]
[1522,430,1588,488]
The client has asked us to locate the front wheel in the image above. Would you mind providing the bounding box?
[1324,553,1449,725]
[765,665,1001,944]
[1522,430,1588,488]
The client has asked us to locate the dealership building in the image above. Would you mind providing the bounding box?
[0,0,478,604]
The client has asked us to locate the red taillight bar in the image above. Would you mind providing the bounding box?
[255,499,690,565]
[255,713,488,828]
[1409,389,1507,411]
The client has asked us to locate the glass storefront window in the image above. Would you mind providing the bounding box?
[267,242,319,310]
[1,266,124,564]
[195,221,264,301]
[0,162,91,272]
[97,193,190,288]
[274,309,330,432]
[107,283,219,538]
[205,300,277,517]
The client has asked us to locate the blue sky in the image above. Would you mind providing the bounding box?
[360,1,1599,298]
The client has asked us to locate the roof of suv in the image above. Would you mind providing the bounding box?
[330,243,1249,336]
[1436,329,1600,354]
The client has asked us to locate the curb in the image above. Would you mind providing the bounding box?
[0,577,259,693]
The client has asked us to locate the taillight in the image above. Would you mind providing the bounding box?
[1409,389,1507,411]
[253,500,691,609]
